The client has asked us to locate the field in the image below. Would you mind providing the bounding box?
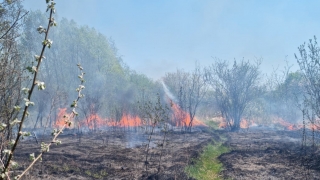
[220,129,320,179]
[13,127,320,180]
[14,128,215,179]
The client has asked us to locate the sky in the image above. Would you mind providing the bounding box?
[23,0,320,80]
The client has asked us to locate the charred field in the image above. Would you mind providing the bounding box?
[220,129,320,180]
[11,127,320,180]
[14,128,215,180]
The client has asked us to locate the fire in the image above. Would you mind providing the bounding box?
[54,108,74,128]
[83,113,106,129]
[216,118,251,129]
[171,101,206,127]
[107,113,142,127]
[80,112,143,129]
[53,110,153,130]
[240,119,249,129]
[54,101,208,130]
[309,124,320,131]
[212,117,227,128]
[219,121,227,128]
[272,118,300,130]
[54,106,320,132]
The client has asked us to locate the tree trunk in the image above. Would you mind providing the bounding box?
[231,117,240,132]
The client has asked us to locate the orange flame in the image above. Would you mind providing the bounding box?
[214,116,320,131]
[83,113,106,130]
[240,119,249,129]
[107,113,142,127]
[54,101,208,129]
[212,117,227,128]
[309,124,320,131]
[54,108,145,130]
[54,108,74,128]
[272,118,300,130]
[171,101,206,127]
[215,117,251,129]
[80,113,143,129]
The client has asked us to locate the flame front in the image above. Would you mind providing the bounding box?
[272,118,300,130]
[83,113,106,129]
[107,113,142,127]
[171,102,206,127]
[80,113,143,129]
[215,117,251,129]
[54,108,72,128]
[240,119,249,129]
[54,101,208,129]
[54,107,320,131]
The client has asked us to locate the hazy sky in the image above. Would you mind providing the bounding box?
[23,0,320,80]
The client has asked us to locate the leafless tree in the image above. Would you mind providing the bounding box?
[163,65,207,131]
[163,70,189,128]
[139,94,170,176]
[296,36,320,120]
[0,0,27,159]
[205,59,262,131]
[79,94,103,131]
[295,36,320,162]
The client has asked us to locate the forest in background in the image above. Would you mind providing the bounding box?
[19,10,161,129]
[3,1,316,134]
[3,1,320,179]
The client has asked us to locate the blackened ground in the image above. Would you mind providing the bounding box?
[13,129,217,180]
[13,128,320,179]
[219,129,320,180]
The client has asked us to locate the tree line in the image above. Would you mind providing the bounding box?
[19,10,161,129]
[2,0,320,179]
[1,0,320,137]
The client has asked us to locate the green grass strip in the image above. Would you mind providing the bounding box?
[206,120,220,130]
[185,142,229,180]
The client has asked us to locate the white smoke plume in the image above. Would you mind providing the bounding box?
[160,80,177,102]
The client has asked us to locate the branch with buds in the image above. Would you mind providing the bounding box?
[15,64,85,180]
[0,1,84,179]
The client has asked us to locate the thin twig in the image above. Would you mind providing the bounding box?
[2,8,54,176]
[0,10,29,40]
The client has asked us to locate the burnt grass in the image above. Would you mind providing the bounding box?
[220,129,320,180]
[12,128,320,179]
[13,128,215,180]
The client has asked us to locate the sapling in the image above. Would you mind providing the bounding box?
[156,109,170,174]
[0,1,85,179]
[16,64,85,180]
[140,98,156,175]
[139,94,170,176]
[0,1,56,178]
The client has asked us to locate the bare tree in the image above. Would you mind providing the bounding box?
[0,0,28,40]
[295,36,320,159]
[296,36,320,120]
[0,0,27,162]
[139,94,170,176]
[79,94,103,131]
[205,59,262,131]
[163,64,207,131]
[163,70,189,128]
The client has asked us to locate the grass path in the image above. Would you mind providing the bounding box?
[186,120,229,180]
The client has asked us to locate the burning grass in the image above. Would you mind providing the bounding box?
[54,100,207,131]
[13,119,320,179]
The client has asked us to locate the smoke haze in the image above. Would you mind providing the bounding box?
[23,0,320,80]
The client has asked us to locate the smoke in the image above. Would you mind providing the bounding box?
[160,80,176,102]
